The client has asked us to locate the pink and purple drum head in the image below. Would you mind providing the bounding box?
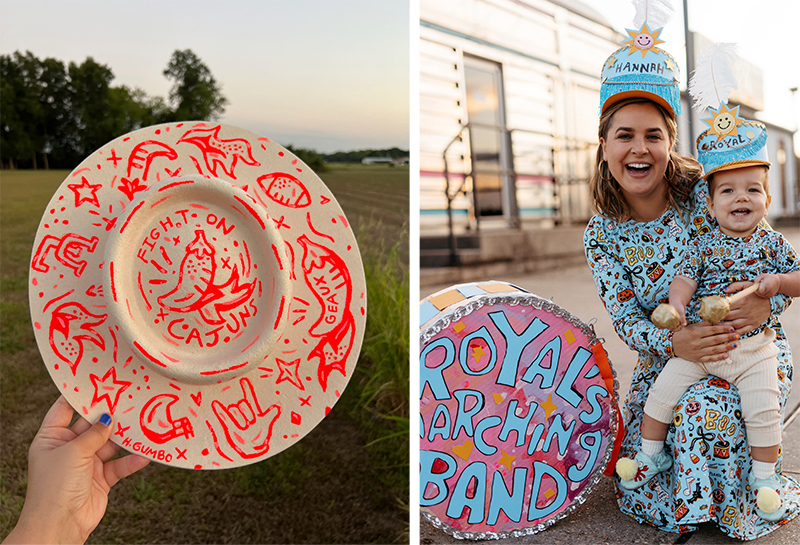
[420,281,620,538]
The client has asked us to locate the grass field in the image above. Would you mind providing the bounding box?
[0,165,409,544]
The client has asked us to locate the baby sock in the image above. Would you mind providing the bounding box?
[753,460,776,480]
[641,438,664,458]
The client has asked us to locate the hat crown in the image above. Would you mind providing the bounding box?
[688,43,771,178]
[695,103,770,178]
[599,21,682,118]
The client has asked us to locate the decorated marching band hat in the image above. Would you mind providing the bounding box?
[696,107,770,179]
[689,43,770,179]
[29,122,366,469]
[599,0,681,118]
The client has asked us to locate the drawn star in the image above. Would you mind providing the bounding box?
[67,176,102,208]
[498,449,517,470]
[471,344,487,364]
[605,55,617,69]
[115,422,130,437]
[276,358,305,390]
[701,102,745,140]
[541,394,558,420]
[622,23,665,58]
[89,367,131,413]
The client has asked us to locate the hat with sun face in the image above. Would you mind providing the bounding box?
[29,122,366,469]
[688,43,770,179]
[600,25,682,118]
[600,0,682,119]
[695,104,770,179]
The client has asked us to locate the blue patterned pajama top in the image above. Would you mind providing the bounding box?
[678,227,800,336]
[584,177,798,539]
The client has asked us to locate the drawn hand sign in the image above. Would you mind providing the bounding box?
[211,377,281,459]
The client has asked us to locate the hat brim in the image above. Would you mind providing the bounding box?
[29,123,366,469]
[601,90,677,120]
[704,160,771,180]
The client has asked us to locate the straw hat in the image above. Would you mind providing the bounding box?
[29,122,366,469]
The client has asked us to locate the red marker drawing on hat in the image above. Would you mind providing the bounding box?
[157,229,256,326]
[158,230,217,312]
[140,393,195,444]
[297,235,355,391]
[32,233,99,277]
[48,302,107,376]
[126,140,179,181]
[178,125,260,180]
[211,377,281,459]
[31,123,366,470]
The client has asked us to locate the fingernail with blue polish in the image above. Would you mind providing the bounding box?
[98,413,112,426]
[732,343,738,349]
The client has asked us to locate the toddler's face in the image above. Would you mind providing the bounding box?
[707,166,771,237]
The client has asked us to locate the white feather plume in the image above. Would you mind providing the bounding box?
[689,43,739,112]
[632,0,674,29]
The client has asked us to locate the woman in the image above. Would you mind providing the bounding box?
[585,97,799,538]
[584,32,798,539]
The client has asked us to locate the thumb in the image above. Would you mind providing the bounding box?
[73,413,113,455]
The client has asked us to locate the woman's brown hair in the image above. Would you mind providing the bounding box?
[589,97,703,222]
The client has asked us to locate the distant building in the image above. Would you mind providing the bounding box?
[362,157,394,165]
[392,157,410,166]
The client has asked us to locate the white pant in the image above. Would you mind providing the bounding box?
[645,329,781,447]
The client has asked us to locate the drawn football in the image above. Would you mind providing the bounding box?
[258,172,312,208]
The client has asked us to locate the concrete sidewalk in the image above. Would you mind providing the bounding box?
[420,226,800,544]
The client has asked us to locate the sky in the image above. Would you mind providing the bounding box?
[583,0,800,151]
[0,0,409,153]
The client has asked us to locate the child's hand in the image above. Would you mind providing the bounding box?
[753,274,780,298]
[669,298,688,327]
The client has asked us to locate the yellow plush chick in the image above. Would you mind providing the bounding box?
[616,457,639,481]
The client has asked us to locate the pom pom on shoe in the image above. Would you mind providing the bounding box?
[616,457,639,481]
[757,486,781,514]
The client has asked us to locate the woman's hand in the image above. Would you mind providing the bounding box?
[4,396,150,545]
[672,321,739,363]
[724,281,771,336]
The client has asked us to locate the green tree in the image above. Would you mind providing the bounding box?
[285,145,326,173]
[37,56,72,168]
[1,49,229,169]
[162,49,227,121]
[0,52,43,168]
[68,57,117,156]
